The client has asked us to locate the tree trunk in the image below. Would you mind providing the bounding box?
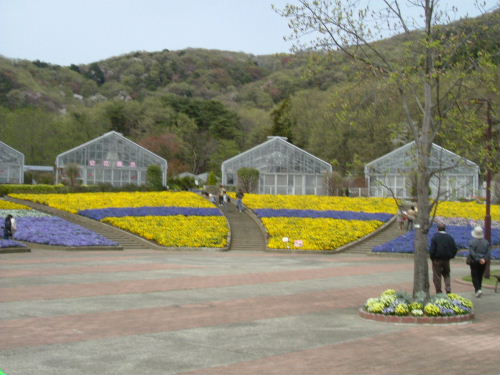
[413,0,434,299]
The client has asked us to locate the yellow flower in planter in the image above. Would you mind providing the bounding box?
[424,303,441,316]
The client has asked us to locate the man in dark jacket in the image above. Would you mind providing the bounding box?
[429,223,458,294]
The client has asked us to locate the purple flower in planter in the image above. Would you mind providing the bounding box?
[0,239,27,248]
[253,209,392,222]
[15,217,118,247]
[373,223,499,259]
[79,206,223,220]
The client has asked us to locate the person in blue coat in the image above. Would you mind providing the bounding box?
[429,223,458,294]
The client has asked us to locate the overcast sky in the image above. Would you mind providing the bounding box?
[0,0,497,66]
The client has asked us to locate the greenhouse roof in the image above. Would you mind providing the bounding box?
[365,141,479,174]
[56,131,167,165]
[222,136,332,171]
[0,140,24,164]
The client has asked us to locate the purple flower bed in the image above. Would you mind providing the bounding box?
[14,217,118,247]
[78,206,223,220]
[457,248,500,259]
[253,209,392,222]
[0,239,27,248]
[373,224,500,259]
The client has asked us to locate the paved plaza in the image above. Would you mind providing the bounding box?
[0,248,499,375]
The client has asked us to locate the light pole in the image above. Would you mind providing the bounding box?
[484,100,492,278]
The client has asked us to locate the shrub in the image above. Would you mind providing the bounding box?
[146,165,164,190]
[237,167,259,193]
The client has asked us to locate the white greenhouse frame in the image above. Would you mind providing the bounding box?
[364,141,480,200]
[0,141,24,184]
[221,136,332,195]
[56,131,167,187]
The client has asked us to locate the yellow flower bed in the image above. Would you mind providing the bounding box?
[11,191,214,214]
[103,216,229,248]
[242,194,398,214]
[435,201,499,221]
[262,217,382,251]
[0,200,31,210]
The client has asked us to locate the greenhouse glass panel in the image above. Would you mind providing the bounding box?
[0,141,24,184]
[365,142,479,200]
[221,136,332,195]
[56,131,167,187]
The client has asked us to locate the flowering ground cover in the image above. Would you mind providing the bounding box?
[263,217,382,250]
[243,194,398,214]
[0,239,27,248]
[0,200,31,210]
[373,201,500,258]
[11,192,214,213]
[241,194,397,251]
[104,216,228,248]
[11,192,229,248]
[80,207,222,220]
[363,289,473,317]
[0,207,118,247]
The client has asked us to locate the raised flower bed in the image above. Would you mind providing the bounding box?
[373,201,500,258]
[11,192,229,249]
[240,194,397,251]
[1,202,118,247]
[360,289,474,324]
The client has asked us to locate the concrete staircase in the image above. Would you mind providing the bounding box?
[222,202,266,251]
[6,197,164,250]
[344,219,404,254]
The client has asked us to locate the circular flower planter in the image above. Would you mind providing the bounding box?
[359,308,474,324]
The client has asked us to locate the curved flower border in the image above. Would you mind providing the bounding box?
[363,289,474,319]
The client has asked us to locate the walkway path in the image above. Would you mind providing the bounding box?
[0,249,498,375]
[222,201,266,251]
[345,219,403,254]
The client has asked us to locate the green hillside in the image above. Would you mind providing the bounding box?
[0,9,498,178]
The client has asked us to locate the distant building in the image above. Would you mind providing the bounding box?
[177,172,208,186]
[56,131,167,187]
[365,141,480,200]
[221,136,332,195]
[0,141,24,184]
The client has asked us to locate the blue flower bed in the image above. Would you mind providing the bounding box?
[373,223,500,259]
[0,239,27,248]
[79,206,223,220]
[15,217,118,247]
[253,209,392,222]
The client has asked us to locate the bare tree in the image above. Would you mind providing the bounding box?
[275,0,497,297]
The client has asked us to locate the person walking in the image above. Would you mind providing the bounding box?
[429,223,458,294]
[468,226,491,298]
[406,206,417,231]
[236,189,245,212]
[3,214,14,240]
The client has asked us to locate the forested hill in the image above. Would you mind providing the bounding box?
[0,9,498,178]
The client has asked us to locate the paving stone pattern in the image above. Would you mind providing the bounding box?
[0,249,498,375]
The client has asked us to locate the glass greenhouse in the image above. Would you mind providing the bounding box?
[221,136,332,195]
[0,141,24,184]
[365,141,480,200]
[56,131,167,187]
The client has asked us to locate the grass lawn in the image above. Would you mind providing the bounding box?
[462,269,500,286]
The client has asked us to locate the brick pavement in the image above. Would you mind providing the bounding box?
[0,249,498,375]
